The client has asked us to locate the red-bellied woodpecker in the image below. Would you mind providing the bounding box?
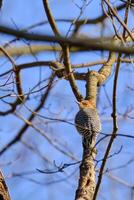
[75,100,101,148]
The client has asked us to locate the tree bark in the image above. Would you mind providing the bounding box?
[0,171,11,200]
[75,141,97,200]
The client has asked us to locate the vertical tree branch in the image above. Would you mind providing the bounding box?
[85,71,99,106]
[63,46,83,101]
[75,148,97,200]
[42,0,83,102]
[0,171,11,200]
[42,0,60,36]
[93,1,131,199]
[0,46,25,102]
[93,54,121,200]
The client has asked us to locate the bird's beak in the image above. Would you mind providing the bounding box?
[75,100,80,105]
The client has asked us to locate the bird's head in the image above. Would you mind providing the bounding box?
[76,100,96,110]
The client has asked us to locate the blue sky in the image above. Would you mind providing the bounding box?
[0,1,134,200]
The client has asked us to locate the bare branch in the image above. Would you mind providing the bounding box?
[0,26,134,53]
[0,171,11,200]
[0,74,55,155]
[42,0,60,36]
[42,0,83,101]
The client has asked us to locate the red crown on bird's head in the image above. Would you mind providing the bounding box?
[76,99,96,109]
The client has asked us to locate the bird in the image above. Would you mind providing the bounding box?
[75,100,101,149]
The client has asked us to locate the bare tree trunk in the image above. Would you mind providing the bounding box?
[0,170,11,200]
[75,142,96,200]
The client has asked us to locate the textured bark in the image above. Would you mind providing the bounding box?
[0,171,11,200]
[75,143,96,200]
[85,71,99,107]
